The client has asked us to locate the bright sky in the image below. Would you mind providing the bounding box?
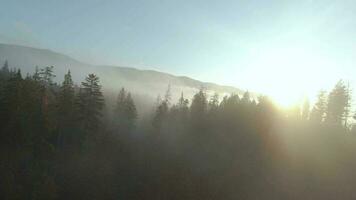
[1,0,355,106]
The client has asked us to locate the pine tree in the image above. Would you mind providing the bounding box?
[241,91,253,119]
[310,91,327,123]
[326,80,350,125]
[344,82,352,128]
[33,66,41,81]
[241,91,251,105]
[0,68,57,199]
[39,66,56,86]
[113,88,126,124]
[208,93,219,113]
[76,74,105,136]
[152,98,169,132]
[152,85,171,132]
[1,60,9,74]
[59,70,74,112]
[57,70,75,149]
[0,60,10,84]
[113,88,137,132]
[178,92,189,110]
[164,84,172,106]
[176,92,190,120]
[0,70,23,138]
[125,92,137,130]
[190,88,208,129]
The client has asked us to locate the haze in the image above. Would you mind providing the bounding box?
[1,0,355,106]
[2,1,356,200]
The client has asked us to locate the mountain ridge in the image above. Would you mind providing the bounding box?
[0,43,246,102]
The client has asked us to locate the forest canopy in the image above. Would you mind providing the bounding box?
[1,61,356,200]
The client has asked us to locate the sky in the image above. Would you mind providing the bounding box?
[1,0,355,106]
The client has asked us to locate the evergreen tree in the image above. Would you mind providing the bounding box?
[176,92,190,122]
[125,92,137,130]
[113,88,126,128]
[39,66,56,86]
[190,88,208,129]
[1,60,9,75]
[208,93,219,113]
[178,92,189,111]
[152,97,169,132]
[115,88,127,117]
[0,70,23,138]
[0,60,10,84]
[57,70,75,149]
[164,84,172,106]
[326,80,350,125]
[310,90,327,123]
[113,88,137,132]
[241,91,251,105]
[241,91,254,120]
[344,82,352,128]
[152,85,171,132]
[76,74,105,137]
[219,93,241,120]
[33,66,41,81]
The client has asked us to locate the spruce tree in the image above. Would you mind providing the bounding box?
[0,60,10,84]
[76,74,104,137]
[33,66,41,81]
[178,92,189,114]
[113,88,137,132]
[152,98,169,132]
[57,70,75,149]
[190,88,208,129]
[326,80,350,125]
[1,60,9,75]
[39,66,56,86]
[208,93,219,113]
[125,92,137,131]
[114,88,127,122]
[241,91,251,105]
[152,85,171,132]
[310,90,327,123]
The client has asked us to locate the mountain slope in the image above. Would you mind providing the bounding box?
[0,43,244,102]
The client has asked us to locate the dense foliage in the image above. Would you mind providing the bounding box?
[1,61,355,200]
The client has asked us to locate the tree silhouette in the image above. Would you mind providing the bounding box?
[190,88,208,131]
[57,70,75,149]
[113,88,137,132]
[76,74,104,139]
[326,80,350,126]
[39,66,56,86]
[310,90,327,123]
[208,93,219,113]
[152,85,171,133]
[125,92,137,131]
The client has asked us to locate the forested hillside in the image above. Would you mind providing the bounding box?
[0,43,244,103]
[1,61,356,200]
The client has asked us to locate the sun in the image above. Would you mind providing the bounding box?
[240,46,331,108]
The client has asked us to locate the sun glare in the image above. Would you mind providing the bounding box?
[241,47,333,108]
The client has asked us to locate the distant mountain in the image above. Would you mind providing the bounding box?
[0,43,245,104]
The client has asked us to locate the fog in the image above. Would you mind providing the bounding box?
[1,62,355,199]
[1,0,355,198]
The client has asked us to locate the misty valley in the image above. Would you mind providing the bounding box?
[1,61,356,200]
[1,1,356,198]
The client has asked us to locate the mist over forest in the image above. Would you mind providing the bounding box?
[1,59,356,200]
[2,0,356,198]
